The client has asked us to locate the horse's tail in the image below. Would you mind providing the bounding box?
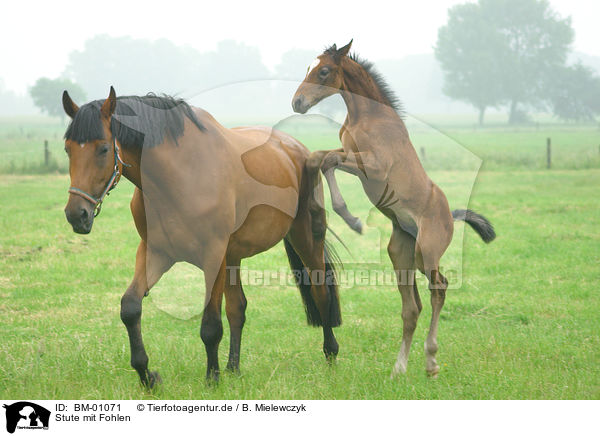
[452,209,496,243]
[283,238,342,328]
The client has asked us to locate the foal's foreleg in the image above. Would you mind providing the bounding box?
[120,241,172,388]
[307,149,362,233]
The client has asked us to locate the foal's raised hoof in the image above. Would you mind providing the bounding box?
[350,217,363,234]
[142,371,162,390]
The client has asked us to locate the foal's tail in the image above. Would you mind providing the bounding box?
[283,238,342,328]
[452,209,496,243]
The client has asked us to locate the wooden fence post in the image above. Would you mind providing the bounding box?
[44,140,49,166]
[546,138,551,169]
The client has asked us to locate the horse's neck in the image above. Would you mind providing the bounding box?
[121,147,143,189]
[341,65,391,125]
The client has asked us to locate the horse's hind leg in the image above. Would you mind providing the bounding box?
[286,199,339,360]
[224,260,247,373]
[388,223,422,377]
[415,214,452,377]
[120,241,173,388]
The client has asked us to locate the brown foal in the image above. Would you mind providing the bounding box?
[292,41,495,377]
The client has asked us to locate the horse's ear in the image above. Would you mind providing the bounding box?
[337,39,353,58]
[62,90,79,119]
[100,86,117,119]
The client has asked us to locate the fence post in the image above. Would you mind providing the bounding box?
[44,140,49,166]
[420,147,426,161]
[546,138,551,169]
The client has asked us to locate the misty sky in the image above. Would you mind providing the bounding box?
[2,0,599,94]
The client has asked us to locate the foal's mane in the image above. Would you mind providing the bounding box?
[64,94,205,149]
[324,45,403,115]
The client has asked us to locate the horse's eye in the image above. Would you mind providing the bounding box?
[98,145,110,155]
[319,68,330,79]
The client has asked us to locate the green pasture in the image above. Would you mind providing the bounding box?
[0,116,598,399]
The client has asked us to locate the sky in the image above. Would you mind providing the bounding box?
[2,0,600,94]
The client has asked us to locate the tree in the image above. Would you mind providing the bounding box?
[435,3,505,125]
[64,35,271,100]
[436,0,574,124]
[549,63,600,121]
[29,78,85,121]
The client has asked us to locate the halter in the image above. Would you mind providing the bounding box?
[68,137,131,217]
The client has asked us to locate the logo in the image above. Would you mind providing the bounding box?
[3,402,50,434]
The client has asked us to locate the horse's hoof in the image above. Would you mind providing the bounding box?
[142,371,162,390]
[390,363,407,379]
[206,370,220,386]
[426,366,440,378]
[351,218,363,234]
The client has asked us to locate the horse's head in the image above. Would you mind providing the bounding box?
[292,40,353,114]
[63,87,120,234]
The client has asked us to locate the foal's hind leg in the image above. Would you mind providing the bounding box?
[415,216,452,377]
[388,224,422,377]
[120,241,173,388]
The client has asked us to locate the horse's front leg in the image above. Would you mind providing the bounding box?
[307,149,362,234]
[224,262,247,374]
[321,150,387,181]
[200,260,227,383]
[120,241,172,388]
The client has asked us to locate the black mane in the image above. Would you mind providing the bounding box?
[64,94,205,149]
[324,45,403,114]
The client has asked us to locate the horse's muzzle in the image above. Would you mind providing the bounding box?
[65,204,94,234]
[292,95,309,114]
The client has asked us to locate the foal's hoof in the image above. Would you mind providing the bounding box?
[350,217,363,234]
[142,371,162,390]
[426,366,440,379]
[390,363,407,379]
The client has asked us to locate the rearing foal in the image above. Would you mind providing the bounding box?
[62,87,342,387]
[292,41,495,377]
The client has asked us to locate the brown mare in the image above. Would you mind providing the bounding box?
[293,41,496,377]
[62,87,342,387]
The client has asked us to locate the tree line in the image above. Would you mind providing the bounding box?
[435,0,600,124]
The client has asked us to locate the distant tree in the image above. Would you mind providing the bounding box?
[435,3,504,125]
[274,49,318,81]
[29,78,86,121]
[436,0,574,124]
[64,35,271,99]
[550,63,600,121]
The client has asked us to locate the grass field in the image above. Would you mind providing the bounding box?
[0,116,599,399]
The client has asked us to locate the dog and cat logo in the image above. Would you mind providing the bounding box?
[2,402,50,433]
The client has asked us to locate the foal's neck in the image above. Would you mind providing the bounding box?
[340,59,398,125]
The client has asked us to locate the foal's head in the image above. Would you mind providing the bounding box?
[292,40,353,114]
[63,87,120,234]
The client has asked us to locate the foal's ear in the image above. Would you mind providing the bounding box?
[100,86,117,119]
[337,39,353,58]
[62,90,79,119]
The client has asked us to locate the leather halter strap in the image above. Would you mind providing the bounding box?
[68,137,130,217]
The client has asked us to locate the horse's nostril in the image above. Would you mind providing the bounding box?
[293,96,304,112]
[80,208,89,221]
